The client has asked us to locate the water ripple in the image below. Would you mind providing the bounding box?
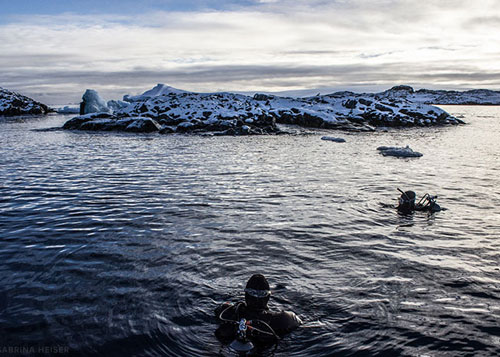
[0,109,499,355]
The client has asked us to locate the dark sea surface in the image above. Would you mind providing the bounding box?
[0,106,499,356]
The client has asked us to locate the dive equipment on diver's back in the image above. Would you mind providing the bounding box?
[214,274,302,353]
[397,188,442,214]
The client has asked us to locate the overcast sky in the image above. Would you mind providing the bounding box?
[1,0,499,104]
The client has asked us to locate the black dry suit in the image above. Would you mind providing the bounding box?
[397,190,441,214]
[214,274,302,349]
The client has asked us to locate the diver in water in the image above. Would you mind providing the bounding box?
[214,274,302,353]
[397,188,441,214]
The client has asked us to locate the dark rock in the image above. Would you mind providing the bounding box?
[301,113,324,128]
[159,126,175,134]
[375,104,394,112]
[389,85,414,93]
[122,118,162,132]
[63,116,96,129]
[158,117,185,126]
[343,99,358,109]
[400,109,426,120]
[359,98,373,106]
[62,114,161,133]
[253,93,273,101]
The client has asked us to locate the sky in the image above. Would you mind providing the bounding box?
[1,0,500,105]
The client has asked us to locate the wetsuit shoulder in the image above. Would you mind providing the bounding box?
[268,310,302,336]
[214,302,232,319]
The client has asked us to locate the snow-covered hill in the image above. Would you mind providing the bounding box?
[62,84,465,135]
[0,88,50,116]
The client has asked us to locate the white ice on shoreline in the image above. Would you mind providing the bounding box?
[57,106,80,114]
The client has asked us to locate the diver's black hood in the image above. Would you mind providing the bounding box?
[245,274,270,310]
[398,190,416,214]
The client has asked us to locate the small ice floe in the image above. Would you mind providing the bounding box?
[321,136,346,143]
[377,145,423,158]
[57,106,80,114]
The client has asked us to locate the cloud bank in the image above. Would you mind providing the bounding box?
[1,0,499,104]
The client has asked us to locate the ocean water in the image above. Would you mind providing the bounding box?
[0,106,499,356]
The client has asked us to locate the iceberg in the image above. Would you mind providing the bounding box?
[81,89,111,114]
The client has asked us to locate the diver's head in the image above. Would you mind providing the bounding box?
[245,274,271,310]
[398,190,416,214]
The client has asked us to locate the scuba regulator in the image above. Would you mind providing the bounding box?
[229,318,255,353]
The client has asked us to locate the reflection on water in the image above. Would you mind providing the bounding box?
[0,107,499,356]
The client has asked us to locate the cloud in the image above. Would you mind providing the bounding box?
[1,1,500,104]
[6,61,500,105]
[465,16,500,29]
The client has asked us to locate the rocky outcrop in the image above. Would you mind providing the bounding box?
[0,88,51,116]
[263,90,462,130]
[61,84,464,135]
[62,113,162,133]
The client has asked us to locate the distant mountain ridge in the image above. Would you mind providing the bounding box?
[374,85,500,105]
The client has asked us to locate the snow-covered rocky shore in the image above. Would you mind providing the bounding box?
[0,88,51,116]
[62,84,465,135]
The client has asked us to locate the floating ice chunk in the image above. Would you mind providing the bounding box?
[57,106,80,114]
[321,136,346,143]
[377,145,423,157]
[82,89,111,114]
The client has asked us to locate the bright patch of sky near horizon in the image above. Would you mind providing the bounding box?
[1,0,500,104]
